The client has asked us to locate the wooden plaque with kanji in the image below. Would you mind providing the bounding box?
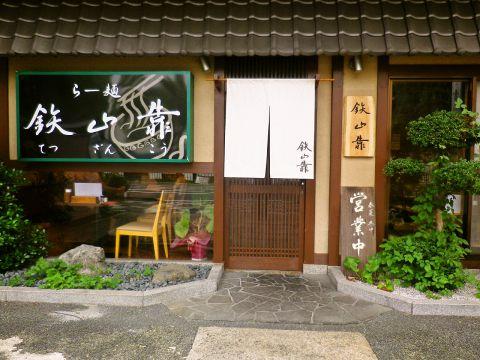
[344,95,375,157]
[340,187,377,266]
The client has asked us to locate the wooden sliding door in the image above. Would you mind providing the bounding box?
[225,178,305,271]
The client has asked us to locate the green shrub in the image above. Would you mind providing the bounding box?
[362,231,469,293]
[8,258,121,290]
[0,164,49,272]
[357,99,480,296]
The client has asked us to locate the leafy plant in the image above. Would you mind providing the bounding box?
[343,256,361,275]
[0,164,49,272]
[174,203,214,239]
[174,209,191,239]
[377,278,394,292]
[7,258,121,290]
[143,265,154,277]
[359,99,480,295]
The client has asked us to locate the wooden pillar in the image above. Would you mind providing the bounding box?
[213,58,225,263]
[375,56,389,249]
[327,56,344,266]
[303,57,318,264]
[0,57,9,163]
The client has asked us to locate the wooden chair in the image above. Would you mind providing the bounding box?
[136,191,174,245]
[115,191,168,260]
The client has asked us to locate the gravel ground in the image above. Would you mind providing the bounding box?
[0,262,211,291]
[1,302,480,360]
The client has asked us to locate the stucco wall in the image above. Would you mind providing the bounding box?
[341,56,377,187]
[314,56,332,255]
[8,56,214,162]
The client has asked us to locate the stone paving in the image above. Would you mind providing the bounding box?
[167,271,391,324]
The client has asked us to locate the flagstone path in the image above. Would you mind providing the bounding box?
[167,271,390,324]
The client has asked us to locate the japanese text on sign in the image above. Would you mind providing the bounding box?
[17,71,192,162]
[340,187,376,266]
[344,96,375,157]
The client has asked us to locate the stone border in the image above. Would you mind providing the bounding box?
[0,261,223,307]
[303,264,328,275]
[328,266,480,317]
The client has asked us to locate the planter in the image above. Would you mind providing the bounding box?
[171,231,211,261]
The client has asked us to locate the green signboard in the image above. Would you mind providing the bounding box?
[16,71,193,163]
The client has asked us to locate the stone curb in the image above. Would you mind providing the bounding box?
[0,263,223,307]
[328,266,480,317]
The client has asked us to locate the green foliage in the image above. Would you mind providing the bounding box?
[343,256,361,274]
[465,271,480,299]
[7,258,121,290]
[384,158,425,178]
[377,278,394,292]
[407,110,480,150]
[455,98,478,118]
[361,230,469,293]
[203,204,214,234]
[374,100,480,296]
[174,209,191,238]
[0,164,49,272]
[143,265,154,277]
[8,275,24,287]
[174,204,214,239]
[431,160,480,194]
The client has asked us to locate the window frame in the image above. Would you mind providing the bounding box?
[376,57,480,265]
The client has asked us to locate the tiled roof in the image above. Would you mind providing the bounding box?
[1,0,480,56]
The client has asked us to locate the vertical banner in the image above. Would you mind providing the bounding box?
[224,79,269,178]
[340,187,376,265]
[268,79,316,179]
[344,95,375,157]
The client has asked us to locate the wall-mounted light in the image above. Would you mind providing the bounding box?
[349,55,363,72]
[200,56,210,72]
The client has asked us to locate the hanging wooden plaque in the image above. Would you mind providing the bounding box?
[340,187,377,266]
[344,95,375,157]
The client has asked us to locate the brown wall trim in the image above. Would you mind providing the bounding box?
[327,56,344,266]
[3,161,214,174]
[0,58,8,163]
[375,56,389,248]
[213,58,225,263]
[314,253,328,265]
[303,57,319,265]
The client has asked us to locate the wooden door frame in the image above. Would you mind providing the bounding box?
[327,56,344,266]
[376,56,480,266]
[212,56,317,267]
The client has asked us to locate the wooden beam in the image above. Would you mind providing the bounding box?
[303,56,318,265]
[375,56,390,249]
[213,57,225,263]
[0,58,8,163]
[327,56,344,266]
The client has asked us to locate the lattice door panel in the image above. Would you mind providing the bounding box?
[225,178,305,271]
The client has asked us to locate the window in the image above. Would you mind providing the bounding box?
[388,80,469,236]
[20,171,214,261]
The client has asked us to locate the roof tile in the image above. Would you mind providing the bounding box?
[1,0,480,56]
[385,34,410,54]
[408,34,433,54]
[362,34,386,55]
[52,35,75,54]
[0,2,20,23]
[430,34,458,54]
[455,34,480,54]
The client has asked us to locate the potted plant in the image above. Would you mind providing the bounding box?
[170,203,213,261]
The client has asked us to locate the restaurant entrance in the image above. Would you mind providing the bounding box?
[225,178,305,271]
[221,57,314,271]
